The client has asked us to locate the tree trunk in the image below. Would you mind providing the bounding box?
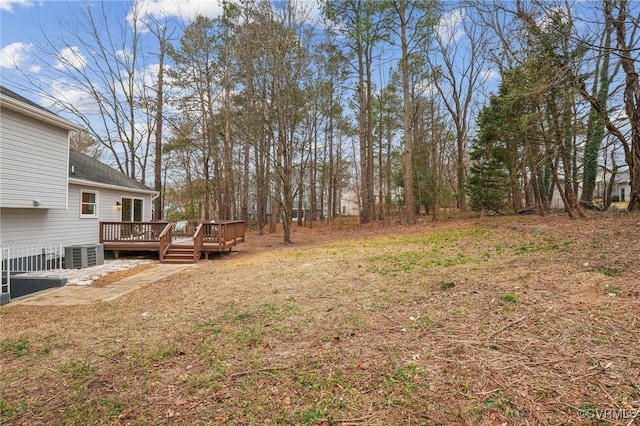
[610,0,640,211]
[579,19,614,203]
[153,29,166,220]
[399,0,415,225]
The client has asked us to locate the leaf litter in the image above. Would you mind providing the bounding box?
[1,212,639,425]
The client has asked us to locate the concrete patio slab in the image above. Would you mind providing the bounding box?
[6,263,195,306]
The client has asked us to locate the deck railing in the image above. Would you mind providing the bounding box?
[224,220,246,244]
[100,221,169,242]
[202,222,221,249]
[158,223,173,261]
[100,221,245,244]
[192,224,204,262]
[171,220,245,245]
[171,220,199,239]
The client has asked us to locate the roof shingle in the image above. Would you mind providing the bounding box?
[69,150,154,193]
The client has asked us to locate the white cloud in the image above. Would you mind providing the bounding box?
[116,49,133,62]
[42,80,98,115]
[0,41,33,68]
[415,79,438,98]
[128,0,225,28]
[0,0,33,12]
[54,46,86,70]
[481,69,500,83]
[142,63,160,87]
[437,8,465,44]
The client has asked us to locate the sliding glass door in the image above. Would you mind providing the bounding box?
[121,198,143,222]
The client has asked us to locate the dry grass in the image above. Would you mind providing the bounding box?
[1,212,639,425]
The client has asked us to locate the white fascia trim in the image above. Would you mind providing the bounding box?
[0,94,83,131]
[69,177,158,195]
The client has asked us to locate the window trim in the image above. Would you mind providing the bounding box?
[80,189,99,219]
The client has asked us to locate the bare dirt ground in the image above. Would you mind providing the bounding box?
[1,212,639,425]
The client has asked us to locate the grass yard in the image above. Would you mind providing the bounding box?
[1,213,639,425]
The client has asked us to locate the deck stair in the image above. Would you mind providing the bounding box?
[161,246,197,264]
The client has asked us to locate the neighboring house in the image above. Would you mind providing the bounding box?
[244,188,361,223]
[594,171,631,204]
[337,188,360,217]
[546,170,631,210]
[1,86,156,301]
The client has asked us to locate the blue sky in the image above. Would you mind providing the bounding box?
[0,0,499,139]
[0,0,226,105]
[1,0,486,101]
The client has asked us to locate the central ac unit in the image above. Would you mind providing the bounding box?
[64,244,104,269]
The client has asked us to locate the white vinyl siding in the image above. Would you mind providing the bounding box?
[0,184,153,246]
[0,108,69,209]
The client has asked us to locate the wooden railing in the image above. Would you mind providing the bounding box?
[170,220,245,243]
[171,220,200,239]
[192,223,204,262]
[100,220,245,260]
[100,221,169,242]
[202,222,221,249]
[158,223,173,262]
[100,221,245,244]
[224,220,246,243]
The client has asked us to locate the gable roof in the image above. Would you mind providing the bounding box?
[0,85,82,131]
[69,150,156,194]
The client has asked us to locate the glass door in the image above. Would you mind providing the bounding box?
[121,197,144,221]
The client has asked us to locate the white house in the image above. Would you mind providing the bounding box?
[1,86,156,301]
[337,188,361,217]
[594,171,631,204]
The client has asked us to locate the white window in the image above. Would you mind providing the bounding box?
[81,190,98,218]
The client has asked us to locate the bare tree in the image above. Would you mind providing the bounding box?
[143,14,174,219]
[15,1,158,182]
[428,3,488,212]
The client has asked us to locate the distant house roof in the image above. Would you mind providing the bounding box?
[0,85,82,131]
[597,169,631,185]
[69,150,156,194]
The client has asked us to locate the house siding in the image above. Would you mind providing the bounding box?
[0,108,69,209]
[0,184,153,247]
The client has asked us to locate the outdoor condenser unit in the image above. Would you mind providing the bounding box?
[64,244,104,269]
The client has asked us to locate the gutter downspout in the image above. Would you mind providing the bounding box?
[151,192,160,220]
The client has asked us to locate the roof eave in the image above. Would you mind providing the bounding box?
[1,93,83,132]
[68,177,158,195]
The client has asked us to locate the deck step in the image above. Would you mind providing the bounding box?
[162,257,196,264]
[162,258,196,264]
[161,247,198,264]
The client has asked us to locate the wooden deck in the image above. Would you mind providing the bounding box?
[99,220,245,263]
